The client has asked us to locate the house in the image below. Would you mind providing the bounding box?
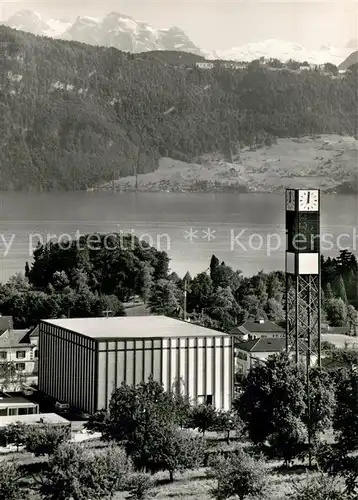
[321,325,350,335]
[38,316,234,414]
[229,319,285,341]
[234,337,287,375]
[0,328,38,391]
[196,62,214,69]
[0,393,39,417]
[0,412,71,447]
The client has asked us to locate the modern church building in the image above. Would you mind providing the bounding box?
[38,316,234,414]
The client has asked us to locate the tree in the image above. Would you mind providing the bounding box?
[148,279,182,316]
[0,460,22,500]
[213,410,243,444]
[289,472,345,500]
[334,275,348,303]
[0,422,27,451]
[333,369,358,452]
[104,378,182,471]
[210,255,220,281]
[306,369,335,443]
[206,286,241,330]
[126,473,155,500]
[40,442,130,500]
[324,63,338,75]
[187,272,213,313]
[324,283,334,303]
[189,403,218,436]
[146,427,205,481]
[235,353,306,451]
[265,297,284,324]
[326,298,348,326]
[268,414,306,466]
[24,423,70,456]
[208,446,267,500]
[93,445,133,498]
[347,305,358,335]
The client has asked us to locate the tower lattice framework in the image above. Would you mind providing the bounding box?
[285,188,321,366]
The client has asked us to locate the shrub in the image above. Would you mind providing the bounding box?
[207,446,267,500]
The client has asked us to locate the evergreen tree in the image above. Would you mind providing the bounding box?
[334,275,348,303]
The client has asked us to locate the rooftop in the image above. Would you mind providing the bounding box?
[42,316,228,340]
[0,395,38,407]
[0,329,33,348]
[240,320,285,333]
[0,413,70,426]
[236,337,286,353]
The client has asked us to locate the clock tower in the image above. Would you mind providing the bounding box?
[285,189,321,366]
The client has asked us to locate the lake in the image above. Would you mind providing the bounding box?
[0,192,357,283]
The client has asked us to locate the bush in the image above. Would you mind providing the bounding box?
[207,446,267,500]
[24,424,70,456]
[0,460,22,500]
[289,473,346,500]
[126,473,156,500]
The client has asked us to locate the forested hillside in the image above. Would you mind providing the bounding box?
[0,26,357,191]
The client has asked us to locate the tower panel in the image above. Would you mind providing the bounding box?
[285,189,321,366]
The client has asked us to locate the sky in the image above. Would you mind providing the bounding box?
[0,0,357,51]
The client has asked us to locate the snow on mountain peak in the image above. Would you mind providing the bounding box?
[212,39,352,65]
[3,9,202,56]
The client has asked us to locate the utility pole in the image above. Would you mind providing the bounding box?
[183,280,187,322]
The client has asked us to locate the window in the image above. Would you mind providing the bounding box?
[0,409,7,416]
[197,395,213,405]
[9,408,17,416]
[16,351,26,359]
[18,407,28,415]
[237,351,248,361]
[34,350,38,358]
[16,363,25,371]
[0,351,7,360]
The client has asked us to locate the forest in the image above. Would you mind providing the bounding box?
[0,25,357,191]
[0,233,356,333]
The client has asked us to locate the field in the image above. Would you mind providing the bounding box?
[106,134,358,193]
[1,432,333,500]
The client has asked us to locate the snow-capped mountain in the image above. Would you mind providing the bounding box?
[211,39,352,66]
[3,10,202,55]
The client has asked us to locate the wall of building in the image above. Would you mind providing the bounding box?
[96,335,234,411]
[234,349,271,375]
[0,346,37,374]
[38,322,97,413]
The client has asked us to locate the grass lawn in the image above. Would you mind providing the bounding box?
[1,432,339,500]
[114,464,318,500]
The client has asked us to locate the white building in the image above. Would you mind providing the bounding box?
[38,316,234,414]
[234,337,287,375]
[229,319,285,342]
[0,327,38,391]
[196,62,214,69]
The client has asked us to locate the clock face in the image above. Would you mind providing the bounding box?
[286,189,296,211]
[298,190,319,212]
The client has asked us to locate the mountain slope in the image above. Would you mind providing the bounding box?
[3,10,202,55]
[0,26,357,192]
[339,50,358,70]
